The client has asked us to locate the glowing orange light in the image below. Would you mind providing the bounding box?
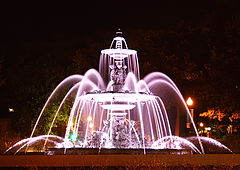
[199,122,204,128]
[186,97,193,106]
[89,122,94,129]
[69,121,74,127]
[87,116,92,122]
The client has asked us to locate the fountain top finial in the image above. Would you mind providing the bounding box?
[116,28,122,36]
[110,28,128,49]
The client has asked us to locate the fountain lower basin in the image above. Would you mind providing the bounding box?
[45,148,192,155]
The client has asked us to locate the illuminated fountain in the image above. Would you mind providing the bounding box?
[5,31,232,155]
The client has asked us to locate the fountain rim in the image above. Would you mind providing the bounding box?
[80,90,156,103]
[101,49,137,55]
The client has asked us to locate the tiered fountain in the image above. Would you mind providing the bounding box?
[5,30,232,155]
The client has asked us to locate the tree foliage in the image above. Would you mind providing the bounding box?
[34,101,71,137]
[0,56,6,88]
[199,109,228,121]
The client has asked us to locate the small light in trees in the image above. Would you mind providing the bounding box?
[205,127,211,131]
[9,108,14,112]
[89,122,94,129]
[199,122,204,128]
[70,133,78,141]
[69,121,74,127]
[87,116,92,122]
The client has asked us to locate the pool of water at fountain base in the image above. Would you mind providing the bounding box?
[45,148,193,155]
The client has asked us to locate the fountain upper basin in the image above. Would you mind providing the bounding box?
[83,91,156,103]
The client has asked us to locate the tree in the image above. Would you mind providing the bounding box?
[0,56,5,87]
[199,109,227,122]
[34,100,71,137]
[71,33,111,75]
[4,51,75,137]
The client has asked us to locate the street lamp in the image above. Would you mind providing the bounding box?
[186,97,194,128]
[186,97,193,106]
[199,122,204,136]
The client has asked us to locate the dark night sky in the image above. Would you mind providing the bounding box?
[0,1,216,41]
[0,1,220,66]
[0,1,219,69]
[0,0,240,119]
